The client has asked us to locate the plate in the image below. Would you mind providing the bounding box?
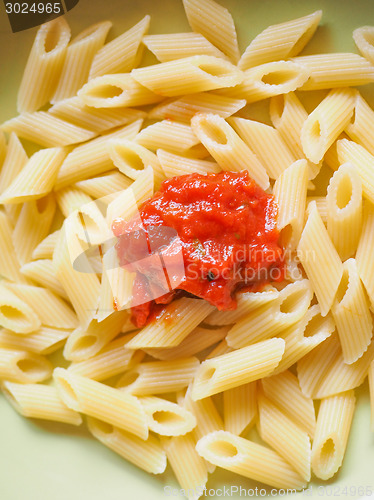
[1,1,374,499]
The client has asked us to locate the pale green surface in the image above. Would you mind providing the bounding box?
[1,1,374,499]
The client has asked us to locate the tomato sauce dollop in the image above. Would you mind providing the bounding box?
[112,171,285,328]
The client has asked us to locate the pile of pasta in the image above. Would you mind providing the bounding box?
[1,0,374,496]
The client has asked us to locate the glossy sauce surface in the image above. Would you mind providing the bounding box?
[113,171,284,327]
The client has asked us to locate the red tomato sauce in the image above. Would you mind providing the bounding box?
[112,171,285,328]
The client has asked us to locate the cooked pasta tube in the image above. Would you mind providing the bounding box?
[1,112,96,148]
[0,211,24,283]
[162,433,208,500]
[87,417,166,474]
[238,11,322,70]
[219,60,310,102]
[332,258,372,364]
[0,326,71,355]
[89,16,150,78]
[2,382,82,425]
[157,149,220,178]
[31,230,60,260]
[51,21,112,103]
[273,159,308,248]
[182,0,240,63]
[226,280,313,348]
[353,26,374,64]
[196,431,306,490]
[78,73,164,108]
[292,53,374,90]
[20,259,68,299]
[55,120,143,189]
[306,197,328,222]
[369,361,374,432]
[126,298,214,349]
[190,113,269,189]
[258,392,311,482]
[4,282,77,329]
[17,18,71,113]
[52,218,101,329]
[191,338,285,400]
[0,148,66,204]
[356,201,374,307]
[0,130,6,167]
[229,117,296,179]
[135,120,207,158]
[116,357,199,396]
[223,382,257,436]
[183,385,223,441]
[261,369,316,438]
[337,138,374,204]
[301,88,356,164]
[345,94,374,156]
[311,390,356,480]
[67,335,140,381]
[297,201,343,316]
[108,139,164,188]
[54,368,148,439]
[0,132,28,195]
[143,326,228,361]
[0,285,41,334]
[140,396,196,436]
[63,311,129,362]
[204,286,279,326]
[326,163,362,260]
[75,171,132,200]
[149,93,245,123]
[131,55,243,97]
[0,348,53,383]
[205,339,233,359]
[49,96,146,134]
[273,305,335,375]
[143,32,229,62]
[13,195,56,266]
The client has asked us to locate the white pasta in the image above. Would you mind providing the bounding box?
[0,326,71,355]
[0,284,41,334]
[0,133,28,195]
[0,348,53,383]
[353,26,374,64]
[17,18,71,112]
[51,21,112,103]
[140,396,197,436]
[223,382,257,436]
[157,149,220,178]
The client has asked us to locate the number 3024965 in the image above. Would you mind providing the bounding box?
[5,3,62,14]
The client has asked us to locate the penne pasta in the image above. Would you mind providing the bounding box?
[157,149,220,178]
[0,148,66,204]
[301,88,356,164]
[356,201,374,308]
[140,396,196,436]
[148,93,246,122]
[353,26,374,64]
[191,338,285,400]
[196,431,306,490]
[54,368,148,439]
[2,382,82,425]
[89,16,150,78]
[273,159,309,249]
[223,382,257,436]
[143,32,229,62]
[0,348,52,383]
[51,21,112,103]
[78,73,164,108]
[345,93,374,156]
[297,201,343,316]
[0,284,41,334]
[292,53,374,90]
[55,120,143,189]
[1,112,96,148]
[332,258,373,364]
[17,18,71,113]
[116,357,200,396]
[238,11,322,70]
[190,113,269,189]
[0,326,71,355]
[0,132,28,195]
[0,210,24,283]
[75,171,132,200]
[261,370,316,438]
[20,259,68,299]
[32,230,60,261]
[311,390,356,480]
[326,163,362,260]
[182,0,240,63]
[258,392,311,482]
[87,417,166,474]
